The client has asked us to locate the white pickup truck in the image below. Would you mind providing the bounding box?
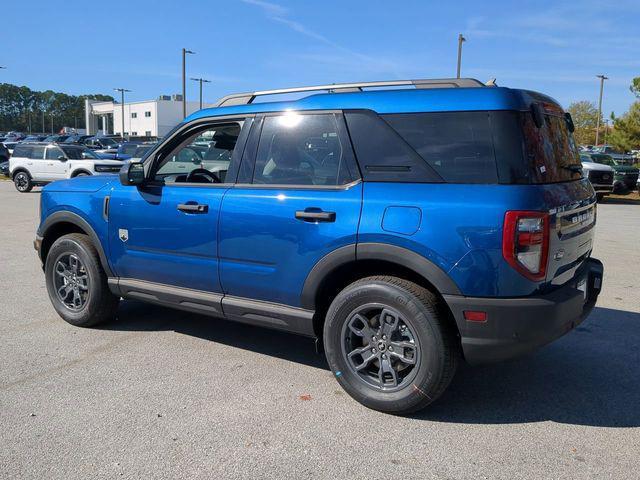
[9,143,125,193]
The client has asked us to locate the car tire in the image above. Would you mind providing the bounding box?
[13,171,33,193]
[323,276,459,414]
[45,233,119,327]
[74,172,90,177]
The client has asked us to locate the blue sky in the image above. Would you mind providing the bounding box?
[2,0,639,116]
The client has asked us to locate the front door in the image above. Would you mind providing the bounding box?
[44,146,68,180]
[108,118,251,293]
[219,112,362,307]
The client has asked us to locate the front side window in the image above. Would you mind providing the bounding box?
[252,113,351,186]
[153,122,242,184]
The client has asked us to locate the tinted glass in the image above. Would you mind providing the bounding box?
[519,112,581,183]
[12,145,32,158]
[382,112,498,183]
[30,146,45,159]
[60,146,98,159]
[253,113,351,186]
[45,147,64,159]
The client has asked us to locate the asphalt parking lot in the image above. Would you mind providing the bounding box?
[1,180,638,480]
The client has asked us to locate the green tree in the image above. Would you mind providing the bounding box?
[631,76,640,98]
[608,101,640,152]
[567,100,601,146]
[0,83,113,133]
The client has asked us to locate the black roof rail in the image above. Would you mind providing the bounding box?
[214,78,486,107]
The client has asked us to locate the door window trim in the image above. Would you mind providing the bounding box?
[143,114,255,188]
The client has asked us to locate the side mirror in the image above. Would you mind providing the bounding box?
[58,156,68,162]
[119,161,146,186]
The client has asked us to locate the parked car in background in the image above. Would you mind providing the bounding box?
[82,136,120,150]
[22,135,48,142]
[580,154,614,201]
[43,134,71,144]
[0,143,9,163]
[63,135,93,145]
[34,78,603,414]
[0,160,9,177]
[9,143,125,192]
[592,145,636,165]
[585,153,639,192]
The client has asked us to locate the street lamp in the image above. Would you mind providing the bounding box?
[182,48,195,118]
[595,74,608,146]
[114,88,131,140]
[456,34,466,79]
[190,77,211,110]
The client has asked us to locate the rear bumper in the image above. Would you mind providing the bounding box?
[444,258,603,365]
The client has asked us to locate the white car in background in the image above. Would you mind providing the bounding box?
[9,143,125,193]
[580,154,615,201]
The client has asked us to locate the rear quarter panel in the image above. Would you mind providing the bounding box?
[359,179,595,297]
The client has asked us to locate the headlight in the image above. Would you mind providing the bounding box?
[94,165,121,173]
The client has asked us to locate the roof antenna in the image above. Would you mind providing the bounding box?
[485,78,498,87]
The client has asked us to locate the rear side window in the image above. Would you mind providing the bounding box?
[30,146,45,159]
[382,112,498,183]
[12,145,32,158]
[252,113,352,186]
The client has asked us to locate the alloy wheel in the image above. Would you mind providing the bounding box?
[341,304,420,391]
[53,253,90,311]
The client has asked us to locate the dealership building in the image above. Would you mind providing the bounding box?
[84,95,211,138]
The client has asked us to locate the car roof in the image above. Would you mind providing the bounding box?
[186,86,559,123]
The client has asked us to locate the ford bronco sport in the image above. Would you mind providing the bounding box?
[35,79,603,414]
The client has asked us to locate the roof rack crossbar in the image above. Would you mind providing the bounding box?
[214,78,485,107]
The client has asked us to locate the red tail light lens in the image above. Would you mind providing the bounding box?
[502,211,550,281]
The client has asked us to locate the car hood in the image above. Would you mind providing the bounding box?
[42,175,116,193]
[581,161,613,172]
[610,165,638,174]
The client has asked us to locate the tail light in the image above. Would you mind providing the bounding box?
[502,211,550,281]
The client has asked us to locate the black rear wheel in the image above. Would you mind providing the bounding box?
[14,171,32,192]
[45,233,119,327]
[324,276,459,414]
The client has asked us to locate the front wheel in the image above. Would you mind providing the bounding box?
[323,276,459,414]
[45,233,120,327]
[13,171,32,192]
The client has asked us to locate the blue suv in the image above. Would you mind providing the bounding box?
[35,78,603,414]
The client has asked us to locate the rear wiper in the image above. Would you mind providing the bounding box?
[562,164,583,173]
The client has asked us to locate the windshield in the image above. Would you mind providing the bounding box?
[592,154,618,166]
[61,146,99,159]
[99,138,117,147]
[119,143,139,155]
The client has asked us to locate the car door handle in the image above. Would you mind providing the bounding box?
[295,209,336,222]
[177,203,208,213]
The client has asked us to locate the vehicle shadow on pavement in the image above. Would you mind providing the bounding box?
[106,300,329,370]
[106,302,639,427]
[420,306,640,427]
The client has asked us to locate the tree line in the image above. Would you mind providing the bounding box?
[0,83,113,134]
[567,76,640,152]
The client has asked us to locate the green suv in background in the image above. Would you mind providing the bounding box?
[585,153,639,193]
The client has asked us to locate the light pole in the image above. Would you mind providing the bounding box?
[190,77,211,110]
[182,48,195,118]
[595,74,608,146]
[114,88,131,140]
[50,115,54,134]
[456,34,466,79]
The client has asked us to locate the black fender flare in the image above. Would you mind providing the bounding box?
[300,242,461,310]
[71,169,92,177]
[11,167,31,180]
[38,211,113,277]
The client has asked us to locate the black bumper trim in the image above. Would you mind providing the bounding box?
[444,258,603,365]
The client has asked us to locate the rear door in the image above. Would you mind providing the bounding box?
[219,112,362,309]
[27,145,46,180]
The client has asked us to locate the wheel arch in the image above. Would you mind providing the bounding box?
[71,169,92,177]
[39,212,113,277]
[11,167,31,180]
[302,243,461,338]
